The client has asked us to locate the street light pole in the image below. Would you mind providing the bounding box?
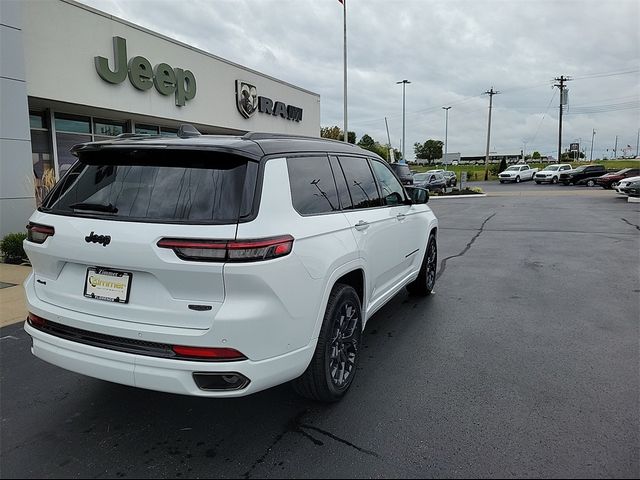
[442,106,451,170]
[397,80,410,164]
[590,129,596,161]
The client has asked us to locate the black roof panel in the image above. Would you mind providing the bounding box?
[70,130,383,161]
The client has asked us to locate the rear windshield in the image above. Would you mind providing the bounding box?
[42,149,258,224]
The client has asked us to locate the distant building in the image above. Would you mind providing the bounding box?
[459,154,521,165]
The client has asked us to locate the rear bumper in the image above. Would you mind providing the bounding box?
[25,321,314,397]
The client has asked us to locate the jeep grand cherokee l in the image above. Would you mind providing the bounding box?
[23,127,438,402]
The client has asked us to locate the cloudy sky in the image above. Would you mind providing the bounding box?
[81,0,639,160]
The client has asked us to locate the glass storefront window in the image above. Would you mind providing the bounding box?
[30,112,45,129]
[159,127,178,137]
[94,120,125,137]
[135,124,159,135]
[55,115,91,134]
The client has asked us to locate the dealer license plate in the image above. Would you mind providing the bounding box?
[84,267,132,303]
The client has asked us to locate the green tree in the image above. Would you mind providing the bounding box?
[357,134,394,161]
[357,134,376,150]
[414,139,443,164]
[320,126,355,144]
[532,151,541,160]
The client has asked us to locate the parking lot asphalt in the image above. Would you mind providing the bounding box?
[1,183,639,478]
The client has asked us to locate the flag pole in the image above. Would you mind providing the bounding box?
[342,0,348,143]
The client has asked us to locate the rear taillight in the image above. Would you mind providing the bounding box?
[27,312,47,328]
[157,235,294,262]
[172,346,246,361]
[26,223,55,244]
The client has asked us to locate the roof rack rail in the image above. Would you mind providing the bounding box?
[116,133,150,139]
[178,124,202,138]
[242,132,358,146]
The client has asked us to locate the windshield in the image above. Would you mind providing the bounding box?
[413,173,428,181]
[42,149,258,224]
[573,166,587,172]
[505,166,520,171]
[542,165,559,171]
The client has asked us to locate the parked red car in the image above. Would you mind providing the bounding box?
[595,168,640,189]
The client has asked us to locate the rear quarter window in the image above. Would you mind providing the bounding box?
[287,155,340,215]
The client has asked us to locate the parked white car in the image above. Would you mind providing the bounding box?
[498,164,539,183]
[615,175,640,195]
[534,164,573,184]
[23,128,439,402]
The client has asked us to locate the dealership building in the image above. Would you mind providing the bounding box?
[0,0,321,237]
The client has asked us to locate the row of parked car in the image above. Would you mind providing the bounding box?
[389,163,456,192]
[499,163,640,196]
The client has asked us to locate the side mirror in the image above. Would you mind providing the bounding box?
[405,186,429,204]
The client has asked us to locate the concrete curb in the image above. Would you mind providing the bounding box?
[429,194,487,200]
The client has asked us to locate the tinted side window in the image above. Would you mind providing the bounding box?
[370,160,405,206]
[287,155,340,215]
[329,156,353,210]
[339,156,382,209]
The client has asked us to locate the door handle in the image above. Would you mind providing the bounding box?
[396,213,406,221]
[354,220,369,231]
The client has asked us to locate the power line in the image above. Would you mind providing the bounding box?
[528,89,557,147]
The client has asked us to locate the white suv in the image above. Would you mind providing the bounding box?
[23,127,438,402]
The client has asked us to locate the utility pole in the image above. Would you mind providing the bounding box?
[613,135,618,160]
[397,80,411,163]
[554,75,572,163]
[590,129,596,161]
[483,87,499,181]
[636,128,639,157]
[442,106,451,170]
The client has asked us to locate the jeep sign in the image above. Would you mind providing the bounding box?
[95,37,196,107]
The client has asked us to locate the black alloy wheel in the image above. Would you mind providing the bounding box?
[407,234,437,296]
[552,176,558,184]
[292,284,362,402]
[327,300,359,390]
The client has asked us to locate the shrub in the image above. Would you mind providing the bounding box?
[1,233,27,264]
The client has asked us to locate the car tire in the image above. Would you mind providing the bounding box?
[407,233,437,296]
[516,176,521,183]
[552,176,558,184]
[535,181,541,184]
[292,283,362,402]
[499,180,504,184]
[586,179,595,187]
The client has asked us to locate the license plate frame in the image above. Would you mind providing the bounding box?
[84,267,132,304]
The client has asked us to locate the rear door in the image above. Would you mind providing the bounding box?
[25,148,257,330]
[336,156,413,309]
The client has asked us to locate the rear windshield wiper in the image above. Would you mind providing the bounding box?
[68,202,118,213]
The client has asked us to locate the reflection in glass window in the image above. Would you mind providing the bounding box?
[338,156,382,209]
[287,156,340,215]
[370,160,405,206]
[160,127,178,137]
[135,124,159,135]
[30,113,45,129]
[94,120,125,136]
[54,115,91,134]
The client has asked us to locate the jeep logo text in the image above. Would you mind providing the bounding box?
[85,232,111,247]
[95,37,196,107]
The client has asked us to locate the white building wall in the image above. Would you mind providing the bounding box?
[0,0,36,238]
[23,0,321,136]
